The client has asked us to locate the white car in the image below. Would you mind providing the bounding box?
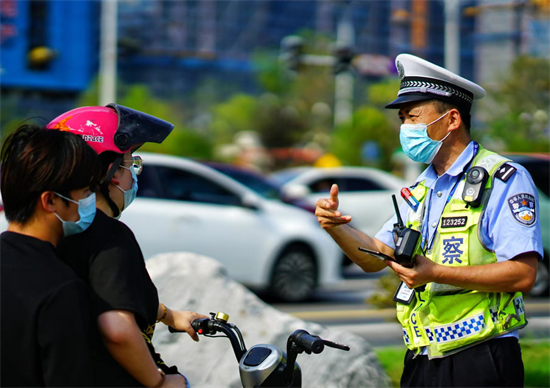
[271,167,406,238]
[119,153,342,302]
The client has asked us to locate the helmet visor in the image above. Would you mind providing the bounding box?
[106,103,174,152]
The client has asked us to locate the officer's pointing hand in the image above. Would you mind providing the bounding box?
[315,184,352,229]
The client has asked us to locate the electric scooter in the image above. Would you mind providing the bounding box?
[169,311,350,387]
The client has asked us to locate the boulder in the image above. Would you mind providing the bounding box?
[147,253,391,388]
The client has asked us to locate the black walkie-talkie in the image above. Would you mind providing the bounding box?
[391,195,421,268]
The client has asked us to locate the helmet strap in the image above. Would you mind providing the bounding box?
[99,154,124,219]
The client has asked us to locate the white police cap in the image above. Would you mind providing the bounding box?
[385,53,486,111]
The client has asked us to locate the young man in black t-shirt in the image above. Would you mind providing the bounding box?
[1,125,99,386]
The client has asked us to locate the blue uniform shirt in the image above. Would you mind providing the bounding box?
[375,141,543,344]
[375,141,544,262]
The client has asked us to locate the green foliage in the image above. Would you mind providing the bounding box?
[256,97,309,148]
[209,94,259,145]
[141,128,212,159]
[206,32,405,169]
[374,346,406,387]
[481,56,550,152]
[485,112,548,153]
[0,94,32,142]
[375,339,550,388]
[495,56,550,114]
[367,271,400,311]
[254,52,292,96]
[209,43,335,154]
[523,339,550,387]
[330,106,399,169]
[368,79,401,108]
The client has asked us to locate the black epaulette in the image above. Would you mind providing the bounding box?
[495,163,517,182]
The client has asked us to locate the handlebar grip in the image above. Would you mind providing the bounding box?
[169,318,207,334]
[191,319,203,332]
[292,330,324,354]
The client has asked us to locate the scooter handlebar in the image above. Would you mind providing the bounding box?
[291,330,325,354]
[169,317,218,335]
[169,316,246,362]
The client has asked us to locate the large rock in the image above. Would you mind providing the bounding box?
[147,253,391,388]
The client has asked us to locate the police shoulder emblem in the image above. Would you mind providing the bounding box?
[508,193,537,226]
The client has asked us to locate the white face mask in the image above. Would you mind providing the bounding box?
[399,111,451,164]
[53,192,96,237]
[114,165,138,215]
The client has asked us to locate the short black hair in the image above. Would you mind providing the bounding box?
[0,124,99,224]
[430,99,471,131]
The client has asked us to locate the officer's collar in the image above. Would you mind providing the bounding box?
[414,141,477,188]
[446,141,477,177]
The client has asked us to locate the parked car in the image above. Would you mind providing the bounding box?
[202,162,316,213]
[118,153,342,302]
[200,162,370,270]
[271,167,406,238]
[506,153,550,297]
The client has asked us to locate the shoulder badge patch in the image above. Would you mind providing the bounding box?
[508,193,536,226]
[496,163,517,182]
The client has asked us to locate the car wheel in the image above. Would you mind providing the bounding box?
[530,252,549,297]
[269,245,318,303]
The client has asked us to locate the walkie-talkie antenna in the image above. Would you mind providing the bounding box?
[392,194,404,228]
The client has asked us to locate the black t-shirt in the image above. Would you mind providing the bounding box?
[57,210,165,387]
[0,231,92,387]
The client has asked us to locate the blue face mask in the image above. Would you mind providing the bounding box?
[54,192,96,237]
[114,166,138,213]
[399,111,451,164]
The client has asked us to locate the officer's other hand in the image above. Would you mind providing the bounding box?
[162,374,186,387]
[315,184,352,229]
[385,254,436,289]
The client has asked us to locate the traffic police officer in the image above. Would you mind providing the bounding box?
[316,54,543,387]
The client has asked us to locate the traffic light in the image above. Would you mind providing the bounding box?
[28,46,57,69]
[333,44,354,74]
[279,35,304,72]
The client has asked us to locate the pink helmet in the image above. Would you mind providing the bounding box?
[47,103,174,155]
[47,104,174,217]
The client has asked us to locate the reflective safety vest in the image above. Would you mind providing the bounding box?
[397,146,527,359]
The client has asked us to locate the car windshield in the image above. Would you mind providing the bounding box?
[270,169,308,185]
[209,165,281,200]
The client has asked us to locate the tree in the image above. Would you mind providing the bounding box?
[330,105,399,169]
[480,56,550,152]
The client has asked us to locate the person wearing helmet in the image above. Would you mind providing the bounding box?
[48,104,206,388]
[1,124,99,386]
